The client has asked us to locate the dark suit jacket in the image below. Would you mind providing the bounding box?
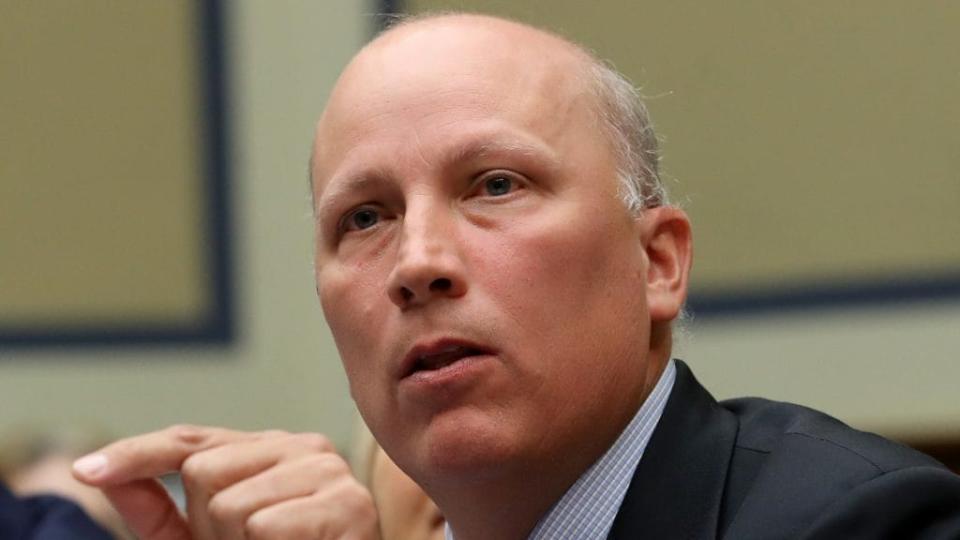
[0,482,112,540]
[608,361,960,539]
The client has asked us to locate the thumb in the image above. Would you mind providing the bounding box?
[103,479,191,540]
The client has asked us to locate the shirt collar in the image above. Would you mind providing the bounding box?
[446,359,677,540]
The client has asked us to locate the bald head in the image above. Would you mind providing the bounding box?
[310,15,691,538]
[312,13,665,213]
[315,15,597,183]
[370,13,589,58]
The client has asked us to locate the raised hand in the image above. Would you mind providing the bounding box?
[72,425,381,540]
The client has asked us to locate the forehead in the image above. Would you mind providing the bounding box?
[312,19,606,191]
[347,16,590,102]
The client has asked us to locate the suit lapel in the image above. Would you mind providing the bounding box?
[607,360,739,540]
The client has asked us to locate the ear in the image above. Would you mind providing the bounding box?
[638,207,692,323]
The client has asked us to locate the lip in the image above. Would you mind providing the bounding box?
[399,337,496,380]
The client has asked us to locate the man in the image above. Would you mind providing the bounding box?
[73,14,960,539]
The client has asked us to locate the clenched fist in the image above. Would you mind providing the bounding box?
[72,425,381,540]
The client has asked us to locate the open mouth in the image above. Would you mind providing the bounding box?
[403,342,491,378]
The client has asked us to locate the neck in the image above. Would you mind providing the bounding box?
[433,350,672,540]
[434,466,575,540]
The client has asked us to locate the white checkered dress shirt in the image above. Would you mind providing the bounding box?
[446,360,677,540]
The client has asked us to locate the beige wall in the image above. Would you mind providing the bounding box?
[1,2,957,452]
[0,1,366,447]
[0,3,206,324]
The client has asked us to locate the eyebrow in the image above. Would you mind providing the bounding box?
[315,135,561,221]
[446,139,552,164]
[314,171,393,224]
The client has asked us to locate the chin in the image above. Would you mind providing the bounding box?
[414,408,521,480]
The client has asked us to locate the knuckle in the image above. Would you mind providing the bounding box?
[344,482,376,510]
[166,423,207,445]
[179,452,210,485]
[244,512,276,540]
[314,482,378,528]
[294,432,334,453]
[207,492,241,523]
[309,452,350,476]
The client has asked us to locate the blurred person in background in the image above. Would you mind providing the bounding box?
[351,419,445,540]
[1,429,126,539]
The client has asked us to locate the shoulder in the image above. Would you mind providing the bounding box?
[802,465,960,538]
[722,396,942,472]
[718,397,960,539]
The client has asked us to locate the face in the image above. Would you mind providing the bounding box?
[313,20,678,488]
[371,446,445,540]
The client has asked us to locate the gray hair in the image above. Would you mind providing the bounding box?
[585,60,668,215]
[583,56,689,330]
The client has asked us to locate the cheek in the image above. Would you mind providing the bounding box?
[468,206,651,410]
[472,210,644,335]
[317,262,392,397]
[318,251,393,339]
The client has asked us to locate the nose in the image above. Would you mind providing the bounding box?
[386,205,468,309]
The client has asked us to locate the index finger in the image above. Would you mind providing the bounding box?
[72,424,267,487]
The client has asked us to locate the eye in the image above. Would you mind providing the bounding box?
[341,207,381,233]
[476,171,525,198]
[484,175,513,196]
